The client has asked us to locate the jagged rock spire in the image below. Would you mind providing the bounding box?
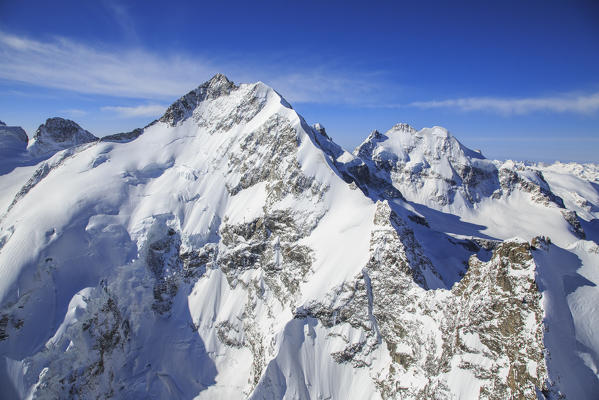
[160,73,238,126]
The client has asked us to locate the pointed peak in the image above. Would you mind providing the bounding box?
[34,117,95,141]
[359,130,383,144]
[365,129,388,144]
[207,73,233,87]
[354,129,387,159]
[0,120,6,126]
[160,73,239,126]
[369,129,382,139]
[29,117,97,156]
[200,73,236,94]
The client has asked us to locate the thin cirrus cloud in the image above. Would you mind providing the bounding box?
[60,108,88,117]
[101,104,167,118]
[0,31,213,99]
[2,30,597,116]
[267,71,385,105]
[409,93,599,115]
[0,31,386,106]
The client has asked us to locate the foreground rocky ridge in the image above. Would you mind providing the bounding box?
[295,203,548,399]
[0,74,598,399]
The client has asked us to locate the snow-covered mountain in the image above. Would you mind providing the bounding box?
[0,74,597,399]
[0,121,28,160]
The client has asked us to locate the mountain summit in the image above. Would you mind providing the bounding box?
[29,117,98,157]
[0,75,597,399]
[160,73,238,126]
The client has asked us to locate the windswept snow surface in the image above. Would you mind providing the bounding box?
[0,74,598,399]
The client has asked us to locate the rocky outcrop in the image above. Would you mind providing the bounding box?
[294,204,550,399]
[160,73,238,126]
[561,209,586,239]
[28,117,97,157]
[100,128,144,143]
[496,165,565,208]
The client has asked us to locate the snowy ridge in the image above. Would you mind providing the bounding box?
[354,123,496,209]
[0,74,598,399]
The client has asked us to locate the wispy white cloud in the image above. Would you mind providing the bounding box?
[0,31,216,99]
[0,31,388,105]
[101,104,167,118]
[5,30,595,117]
[61,109,88,117]
[101,0,138,42]
[267,70,383,105]
[409,93,599,114]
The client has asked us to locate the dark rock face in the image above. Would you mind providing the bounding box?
[561,209,586,239]
[219,210,313,301]
[297,206,549,399]
[100,128,144,143]
[497,167,565,208]
[160,74,238,126]
[29,117,97,156]
[144,225,183,315]
[34,118,97,145]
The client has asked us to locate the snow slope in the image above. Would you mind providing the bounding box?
[0,74,597,399]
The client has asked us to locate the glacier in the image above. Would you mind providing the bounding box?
[0,74,598,399]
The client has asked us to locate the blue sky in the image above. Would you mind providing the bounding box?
[1,0,598,162]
